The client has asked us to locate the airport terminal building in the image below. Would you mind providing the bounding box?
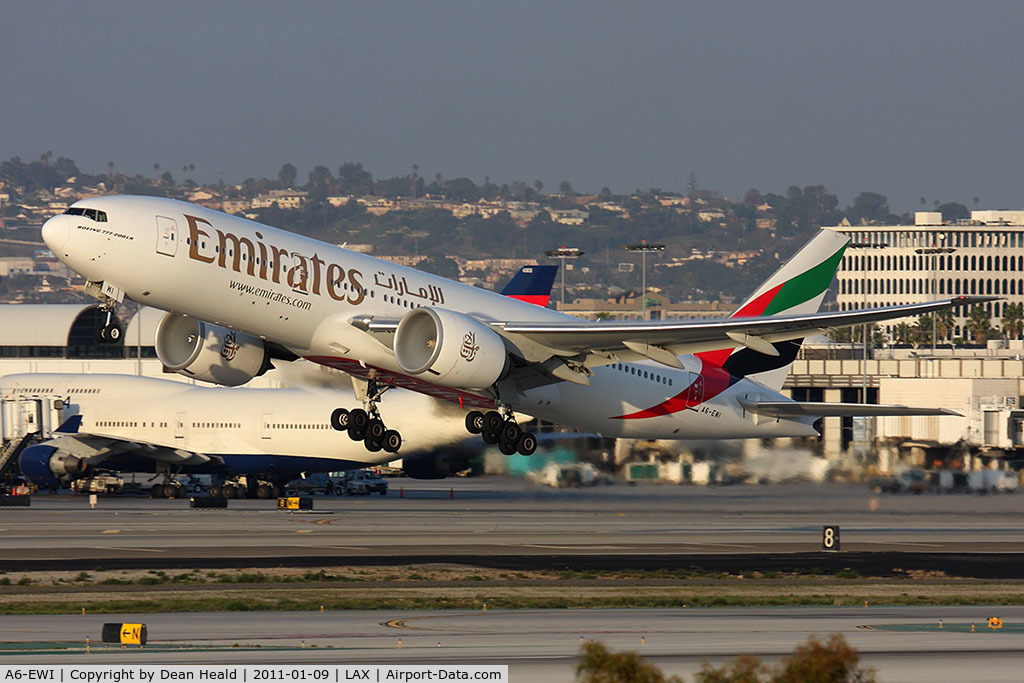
[825,210,1024,339]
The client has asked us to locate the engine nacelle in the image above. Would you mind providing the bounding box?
[394,308,508,390]
[155,312,269,387]
[19,444,86,489]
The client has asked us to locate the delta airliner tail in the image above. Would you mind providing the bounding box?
[499,265,557,307]
[696,229,850,390]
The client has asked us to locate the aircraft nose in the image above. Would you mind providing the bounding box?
[41,215,71,251]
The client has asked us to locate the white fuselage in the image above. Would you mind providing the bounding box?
[42,197,816,440]
[1,373,470,472]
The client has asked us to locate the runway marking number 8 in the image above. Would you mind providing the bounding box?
[822,525,840,551]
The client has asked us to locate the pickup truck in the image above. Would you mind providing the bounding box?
[342,470,388,496]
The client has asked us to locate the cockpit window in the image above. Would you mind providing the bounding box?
[63,207,107,222]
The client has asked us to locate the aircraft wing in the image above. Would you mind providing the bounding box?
[49,415,214,467]
[30,434,213,469]
[494,295,994,358]
[737,398,960,418]
[359,295,995,373]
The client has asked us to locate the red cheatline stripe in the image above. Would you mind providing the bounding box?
[695,283,784,367]
[611,361,733,420]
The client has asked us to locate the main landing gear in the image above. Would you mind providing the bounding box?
[465,410,537,456]
[330,380,402,454]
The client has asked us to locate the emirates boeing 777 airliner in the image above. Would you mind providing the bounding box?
[42,197,978,455]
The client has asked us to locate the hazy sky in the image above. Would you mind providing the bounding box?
[3,1,1023,212]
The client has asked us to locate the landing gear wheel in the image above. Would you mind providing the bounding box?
[367,418,386,441]
[482,428,500,445]
[150,484,164,498]
[348,409,369,441]
[466,411,484,434]
[272,483,283,498]
[209,484,223,498]
[499,439,518,455]
[223,485,238,499]
[365,436,383,453]
[517,432,537,456]
[483,411,504,433]
[256,484,273,499]
[97,322,123,344]
[382,430,402,454]
[330,408,350,431]
[501,422,522,446]
[163,484,181,499]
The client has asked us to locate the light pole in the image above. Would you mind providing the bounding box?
[544,247,583,311]
[848,240,887,462]
[625,241,665,320]
[915,238,956,355]
[848,242,888,403]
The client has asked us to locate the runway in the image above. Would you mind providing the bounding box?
[2,606,1023,682]
[2,479,1024,576]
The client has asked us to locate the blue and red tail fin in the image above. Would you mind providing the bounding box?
[500,265,558,307]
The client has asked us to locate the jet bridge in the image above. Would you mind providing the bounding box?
[0,392,67,483]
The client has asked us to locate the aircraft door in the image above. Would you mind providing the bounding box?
[262,414,272,439]
[687,371,705,408]
[156,216,178,256]
[174,411,186,439]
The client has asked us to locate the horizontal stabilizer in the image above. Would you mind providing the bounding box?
[55,415,82,434]
[737,398,960,418]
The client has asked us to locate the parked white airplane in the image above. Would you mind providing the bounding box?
[42,197,978,456]
[6,373,475,496]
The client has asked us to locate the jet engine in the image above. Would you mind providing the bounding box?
[393,308,508,390]
[19,443,86,489]
[155,312,270,387]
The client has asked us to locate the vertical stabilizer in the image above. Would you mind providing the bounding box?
[697,229,850,390]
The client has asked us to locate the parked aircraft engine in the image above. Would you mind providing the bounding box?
[155,312,269,387]
[19,443,86,489]
[393,308,508,390]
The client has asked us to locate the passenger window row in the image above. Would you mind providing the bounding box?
[613,363,674,386]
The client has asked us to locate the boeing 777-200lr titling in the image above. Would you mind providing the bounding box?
[42,197,982,455]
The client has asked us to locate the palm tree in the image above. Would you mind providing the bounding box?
[917,314,933,347]
[966,306,993,344]
[908,323,926,348]
[828,326,853,343]
[934,308,955,344]
[1001,303,1023,340]
[893,322,912,345]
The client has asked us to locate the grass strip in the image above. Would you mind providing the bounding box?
[5,591,1024,615]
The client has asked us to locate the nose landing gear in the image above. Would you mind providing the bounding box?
[330,380,403,454]
[96,306,123,343]
[466,409,536,455]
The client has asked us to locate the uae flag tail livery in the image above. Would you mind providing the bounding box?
[696,229,850,390]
